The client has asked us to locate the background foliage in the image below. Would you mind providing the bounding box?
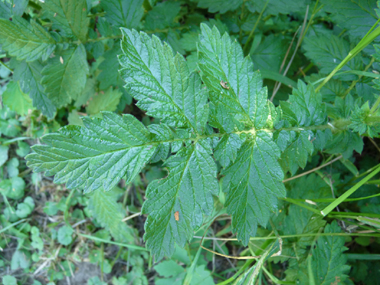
[1,0,380,284]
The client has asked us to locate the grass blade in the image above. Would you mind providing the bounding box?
[321,164,380,216]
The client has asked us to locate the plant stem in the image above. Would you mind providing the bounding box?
[321,163,380,216]
[280,197,321,214]
[365,115,380,124]
[343,57,376,98]
[316,20,380,92]
[78,233,147,251]
[217,260,255,285]
[64,189,75,226]
[282,155,343,183]
[282,191,380,203]
[270,5,309,101]
[243,0,269,55]
[0,60,13,73]
[370,94,380,113]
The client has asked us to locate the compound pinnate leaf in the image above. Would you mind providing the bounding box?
[222,131,286,245]
[0,16,55,62]
[142,142,218,260]
[13,60,56,119]
[198,24,269,132]
[119,29,209,134]
[41,44,89,108]
[100,0,144,29]
[42,0,89,42]
[26,112,157,192]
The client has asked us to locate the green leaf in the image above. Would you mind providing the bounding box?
[142,141,218,260]
[97,45,122,90]
[44,201,59,216]
[195,0,243,14]
[144,1,181,30]
[0,16,55,62]
[41,44,89,108]
[278,131,314,175]
[0,111,21,137]
[119,29,209,134]
[222,131,286,245]
[281,81,326,127]
[86,87,122,115]
[13,60,56,119]
[0,1,12,19]
[6,157,19,178]
[302,221,350,284]
[246,0,310,16]
[282,205,326,261]
[303,34,363,81]
[2,81,33,115]
[325,130,363,158]
[325,95,364,158]
[41,0,89,42]
[2,275,17,285]
[320,0,378,40]
[15,196,35,218]
[179,31,199,52]
[250,34,287,72]
[68,110,84,126]
[88,276,107,285]
[11,250,30,270]
[57,225,74,245]
[306,73,348,102]
[87,187,135,241]
[349,101,380,137]
[277,81,328,174]
[214,133,243,168]
[26,112,158,192]
[0,0,28,18]
[154,260,185,277]
[0,145,9,167]
[2,177,25,200]
[100,0,144,29]
[190,265,214,285]
[287,173,332,201]
[74,77,96,108]
[197,24,270,132]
